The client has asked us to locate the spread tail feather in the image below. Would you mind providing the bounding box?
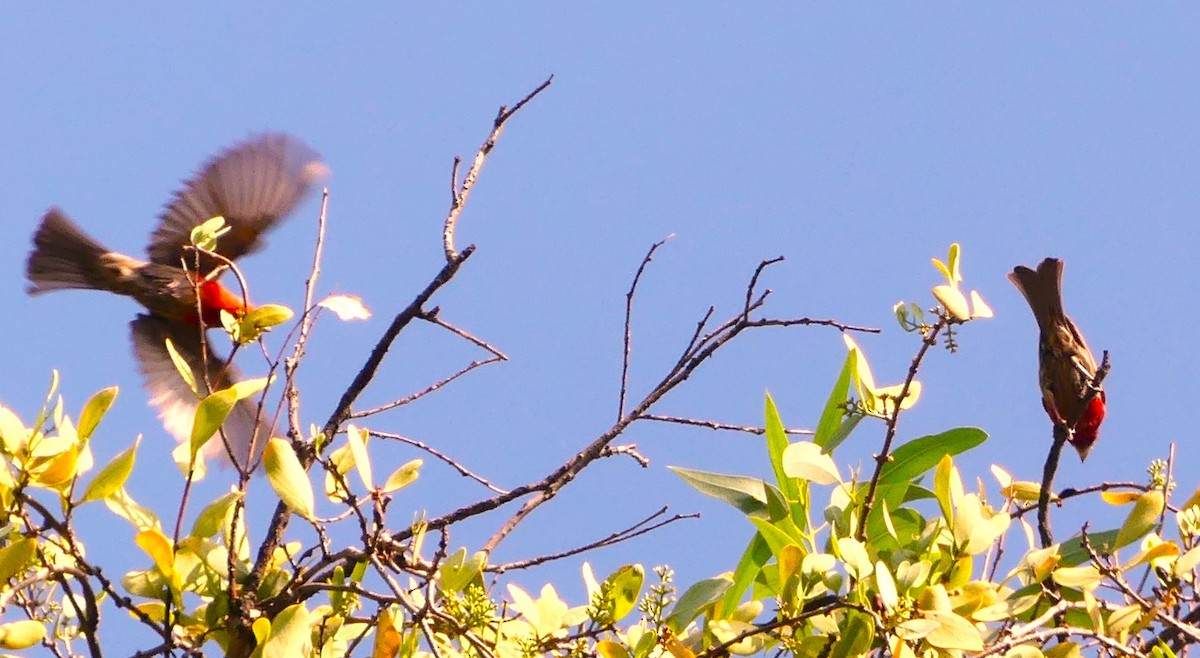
[1008,257,1065,334]
[26,209,113,294]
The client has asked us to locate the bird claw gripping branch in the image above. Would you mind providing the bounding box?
[26,134,328,469]
[1009,257,1107,461]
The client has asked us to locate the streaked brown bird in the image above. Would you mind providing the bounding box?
[1008,257,1106,460]
[26,134,327,468]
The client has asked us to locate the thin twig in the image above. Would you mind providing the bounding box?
[247,78,548,597]
[642,413,814,435]
[619,236,673,420]
[491,507,696,572]
[370,430,508,494]
[855,317,947,541]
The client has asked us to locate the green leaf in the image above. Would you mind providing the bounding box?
[189,215,230,251]
[79,438,139,503]
[829,609,874,658]
[604,565,644,621]
[191,491,242,539]
[749,518,803,558]
[346,425,373,490]
[669,467,768,517]
[667,575,731,631]
[878,428,987,487]
[163,338,199,398]
[814,351,855,450]
[104,487,162,532]
[0,538,36,582]
[190,388,239,458]
[77,386,118,441]
[230,376,270,402]
[262,603,311,658]
[764,393,797,502]
[382,459,422,493]
[264,439,315,520]
[1115,490,1165,549]
[244,304,294,330]
[933,454,954,526]
[439,548,487,593]
[720,533,771,617]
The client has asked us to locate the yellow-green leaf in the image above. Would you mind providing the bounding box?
[191,388,239,458]
[191,491,242,539]
[245,304,294,330]
[1115,490,1165,549]
[0,405,27,454]
[347,425,373,490]
[189,215,230,251]
[264,439,315,521]
[440,548,486,593]
[0,620,45,649]
[163,338,199,398]
[79,437,139,503]
[604,564,645,621]
[262,603,311,658]
[0,538,36,582]
[381,459,422,493]
[1053,565,1101,590]
[231,376,271,402]
[596,640,632,658]
[923,610,984,651]
[77,386,118,441]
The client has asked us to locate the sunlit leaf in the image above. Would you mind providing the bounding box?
[191,388,239,458]
[79,438,139,503]
[814,351,855,450]
[781,441,841,485]
[381,459,422,493]
[933,284,971,321]
[163,338,199,398]
[669,467,768,517]
[318,294,372,321]
[264,438,316,520]
[262,603,311,658]
[969,290,993,318]
[77,386,118,441]
[0,539,36,582]
[1115,490,1165,549]
[0,620,45,650]
[604,564,644,621]
[923,610,983,651]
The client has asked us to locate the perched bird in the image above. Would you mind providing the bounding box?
[1008,257,1106,460]
[26,134,328,468]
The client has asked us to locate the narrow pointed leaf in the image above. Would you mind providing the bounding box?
[264,438,315,520]
[77,387,118,441]
[80,438,139,503]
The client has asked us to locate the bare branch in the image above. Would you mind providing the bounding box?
[491,507,697,572]
[642,413,814,435]
[619,236,674,421]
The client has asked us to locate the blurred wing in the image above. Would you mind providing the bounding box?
[147,134,328,274]
[129,314,268,470]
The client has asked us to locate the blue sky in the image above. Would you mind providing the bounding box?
[3,5,1198,652]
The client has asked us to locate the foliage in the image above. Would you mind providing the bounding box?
[3,86,1196,657]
